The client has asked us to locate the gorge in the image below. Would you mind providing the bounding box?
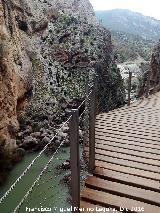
[1,1,160,212]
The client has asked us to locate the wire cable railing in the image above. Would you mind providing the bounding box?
[0,116,72,204]
[1,69,157,212]
[13,135,68,213]
[0,75,97,213]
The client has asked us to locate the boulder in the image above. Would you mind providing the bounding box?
[12,148,25,162]
[21,136,38,150]
[30,132,41,138]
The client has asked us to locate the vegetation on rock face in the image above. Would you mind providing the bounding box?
[96,9,159,63]
[111,31,154,63]
[96,64,125,112]
[135,42,160,97]
[95,9,160,99]
[96,9,160,41]
[150,42,160,88]
[26,9,125,117]
[0,0,125,177]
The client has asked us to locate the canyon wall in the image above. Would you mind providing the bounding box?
[138,41,160,96]
[150,41,160,91]
[0,0,125,160]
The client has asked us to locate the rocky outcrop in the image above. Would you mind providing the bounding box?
[150,41,160,91]
[138,41,160,96]
[0,0,125,164]
[0,0,33,154]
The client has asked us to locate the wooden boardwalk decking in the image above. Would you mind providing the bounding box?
[81,93,160,213]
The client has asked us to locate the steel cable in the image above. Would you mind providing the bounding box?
[0,116,71,204]
[13,136,67,213]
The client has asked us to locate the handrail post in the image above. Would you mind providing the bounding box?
[128,71,132,106]
[69,109,80,213]
[89,79,96,173]
[145,69,151,98]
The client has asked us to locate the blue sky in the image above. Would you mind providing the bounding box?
[89,0,160,20]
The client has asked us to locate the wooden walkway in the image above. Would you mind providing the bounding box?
[81,93,160,213]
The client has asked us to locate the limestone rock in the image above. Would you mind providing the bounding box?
[150,41,160,91]
[42,136,51,144]
[0,0,125,163]
[139,41,160,96]
[30,132,41,138]
[0,0,32,156]
[21,136,38,149]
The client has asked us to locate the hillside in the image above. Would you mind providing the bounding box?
[112,31,154,63]
[95,9,159,63]
[96,9,160,41]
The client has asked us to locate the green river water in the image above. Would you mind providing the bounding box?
[0,147,71,213]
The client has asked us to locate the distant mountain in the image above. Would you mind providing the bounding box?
[95,9,158,62]
[111,30,154,63]
[96,9,160,41]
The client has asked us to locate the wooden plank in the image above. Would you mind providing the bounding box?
[93,148,160,166]
[93,153,160,173]
[96,128,160,146]
[97,106,160,117]
[95,128,160,144]
[86,150,160,173]
[95,160,160,181]
[96,125,160,141]
[96,120,160,136]
[95,133,160,152]
[95,134,160,152]
[94,143,160,161]
[97,106,160,119]
[85,146,160,165]
[97,117,160,127]
[97,108,160,117]
[80,201,121,213]
[97,99,160,114]
[96,113,160,124]
[85,176,160,206]
[96,131,160,148]
[103,117,160,124]
[96,120,160,135]
[95,136,160,155]
[69,109,80,212]
[101,120,160,129]
[105,117,160,125]
[94,167,160,193]
[96,125,160,139]
[81,188,160,213]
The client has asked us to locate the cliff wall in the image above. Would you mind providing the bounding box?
[0,0,124,161]
[150,41,160,91]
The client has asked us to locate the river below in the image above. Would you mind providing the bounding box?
[0,147,71,213]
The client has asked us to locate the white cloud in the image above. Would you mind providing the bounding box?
[89,0,160,20]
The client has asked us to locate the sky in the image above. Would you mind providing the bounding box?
[89,0,160,20]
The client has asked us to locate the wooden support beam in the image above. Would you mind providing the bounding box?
[69,109,80,212]
[128,71,132,106]
[145,69,151,98]
[89,82,96,173]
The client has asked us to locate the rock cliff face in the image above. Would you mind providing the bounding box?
[0,0,125,161]
[150,41,160,91]
[138,41,160,96]
[0,0,32,151]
